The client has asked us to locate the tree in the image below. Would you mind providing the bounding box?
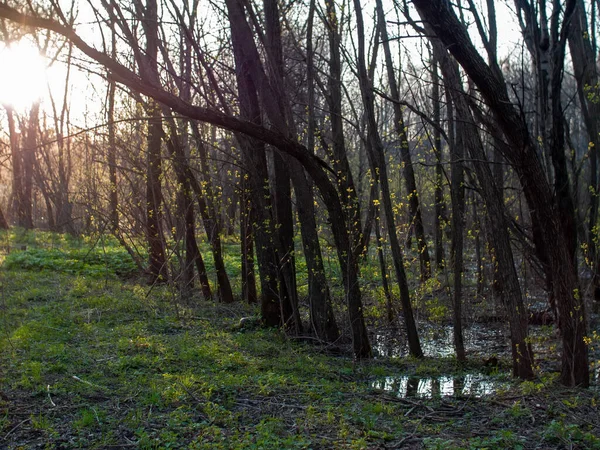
[412,0,589,386]
[376,0,431,282]
[353,0,422,357]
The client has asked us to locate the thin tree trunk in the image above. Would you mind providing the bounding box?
[376,0,431,281]
[146,100,168,283]
[191,127,235,303]
[446,89,466,362]
[6,106,24,226]
[142,0,168,283]
[21,105,37,229]
[304,0,338,340]
[240,173,258,304]
[432,59,446,270]
[353,0,422,357]
[413,0,585,385]
[375,196,394,324]
[108,25,118,233]
[324,0,362,252]
[0,205,7,229]
[163,120,213,301]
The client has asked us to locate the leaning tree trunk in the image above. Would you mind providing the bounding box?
[431,59,446,270]
[445,89,466,362]
[226,0,369,354]
[433,37,535,378]
[324,0,363,251]
[413,0,588,386]
[376,0,431,281]
[142,0,168,284]
[354,0,422,357]
[568,0,600,301]
[145,100,168,283]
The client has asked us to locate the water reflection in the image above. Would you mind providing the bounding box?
[371,374,503,398]
[373,324,508,358]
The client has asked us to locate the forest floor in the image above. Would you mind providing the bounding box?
[1,232,600,449]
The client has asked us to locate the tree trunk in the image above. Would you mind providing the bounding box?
[108,27,119,233]
[191,127,235,303]
[6,106,24,226]
[568,0,600,300]
[432,60,446,270]
[376,0,431,282]
[0,204,8,229]
[163,120,213,301]
[324,0,363,252]
[303,0,339,341]
[146,100,168,283]
[446,90,466,362]
[240,173,258,304]
[226,5,282,324]
[354,0,422,357]
[413,0,588,386]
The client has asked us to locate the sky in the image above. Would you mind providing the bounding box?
[0,0,526,130]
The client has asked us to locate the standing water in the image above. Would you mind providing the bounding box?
[371,373,507,399]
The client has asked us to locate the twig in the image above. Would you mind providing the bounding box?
[2,418,31,441]
[71,375,106,391]
[47,384,56,407]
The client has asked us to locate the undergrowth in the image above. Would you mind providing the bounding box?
[0,230,599,449]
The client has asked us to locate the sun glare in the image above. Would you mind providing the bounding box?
[0,40,47,111]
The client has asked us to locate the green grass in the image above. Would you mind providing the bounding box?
[0,230,599,448]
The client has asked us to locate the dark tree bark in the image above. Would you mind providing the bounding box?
[226,0,281,325]
[445,88,466,362]
[240,173,258,304]
[107,29,119,234]
[431,59,446,270]
[7,105,37,229]
[142,0,168,284]
[324,0,363,253]
[163,119,213,302]
[376,0,431,281]
[353,0,422,357]
[568,0,600,300]
[21,105,37,230]
[6,107,23,226]
[0,206,7,229]
[145,100,168,283]
[264,0,302,333]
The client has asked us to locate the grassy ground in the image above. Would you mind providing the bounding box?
[1,231,599,449]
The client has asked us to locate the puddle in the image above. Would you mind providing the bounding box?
[373,324,508,358]
[372,321,600,386]
[371,373,507,398]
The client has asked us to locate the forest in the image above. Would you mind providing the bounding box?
[0,0,599,448]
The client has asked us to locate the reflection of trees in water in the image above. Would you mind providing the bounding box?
[372,374,502,398]
[374,323,513,360]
